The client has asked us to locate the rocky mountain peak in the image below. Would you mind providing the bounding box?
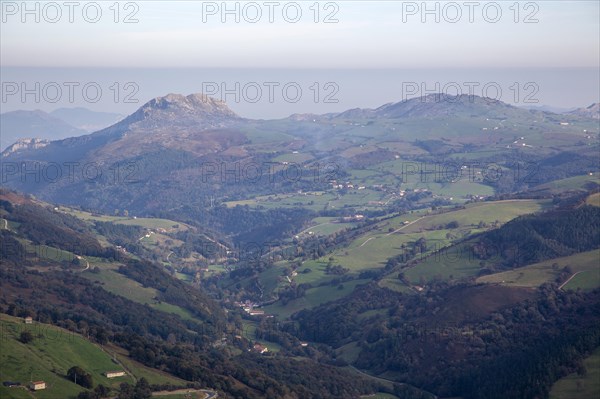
[568,103,600,119]
[140,93,238,118]
[1,137,50,157]
[97,93,241,135]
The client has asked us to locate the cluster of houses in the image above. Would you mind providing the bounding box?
[251,343,269,354]
[235,300,267,317]
[467,194,488,201]
[330,180,366,190]
[249,341,308,355]
[138,228,170,241]
[340,214,365,223]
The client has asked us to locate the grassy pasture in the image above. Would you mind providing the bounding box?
[550,347,600,399]
[477,250,600,290]
[0,315,185,399]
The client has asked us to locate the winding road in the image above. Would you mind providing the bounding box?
[385,217,425,236]
[359,237,376,248]
[357,216,425,248]
[76,255,90,272]
[558,271,585,290]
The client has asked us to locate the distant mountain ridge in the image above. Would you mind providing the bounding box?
[50,107,124,132]
[567,103,600,119]
[0,107,125,152]
[1,92,598,216]
[334,94,524,120]
[0,109,85,151]
[0,93,245,163]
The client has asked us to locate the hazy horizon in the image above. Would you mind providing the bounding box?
[2,1,599,118]
[1,67,598,119]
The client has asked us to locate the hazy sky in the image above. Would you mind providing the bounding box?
[2,1,599,68]
[1,1,599,116]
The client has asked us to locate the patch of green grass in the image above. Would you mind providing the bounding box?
[23,242,78,264]
[174,272,193,282]
[84,269,157,304]
[152,303,196,321]
[0,314,135,398]
[586,192,600,207]
[337,342,362,364]
[83,270,197,320]
[115,218,185,230]
[244,128,295,144]
[550,347,600,399]
[265,279,370,319]
[112,351,186,386]
[563,269,600,292]
[240,321,282,353]
[336,200,546,280]
[477,250,600,289]
[533,174,600,193]
[402,200,548,234]
[378,278,416,294]
[256,264,289,294]
[299,217,358,236]
[272,152,314,163]
[402,241,483,285]
[57,207,187,231]
[292,260,339,287]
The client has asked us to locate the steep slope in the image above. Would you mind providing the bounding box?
[0,314,186,399]
[2,93,245,162]
[567,103,600,119]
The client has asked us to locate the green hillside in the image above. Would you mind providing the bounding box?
[477,249,600,289]
[0,315,186,399]
[550,347,600,399]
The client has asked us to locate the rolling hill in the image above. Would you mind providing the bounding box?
[0,314,187,399]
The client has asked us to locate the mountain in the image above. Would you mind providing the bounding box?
[567,103,600,119]
[50,107,124,132]
[335,94,531,120]
[1,138,50,157]
[13,93,245,162]
[1,92,598,218]
[520,104,577,114]
[0,110,86,151]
